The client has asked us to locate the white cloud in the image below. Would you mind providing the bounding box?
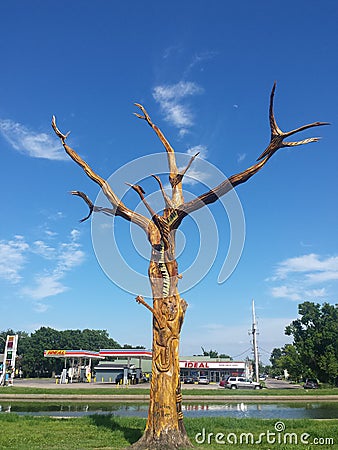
[181,167,210,186]
[186,145,208,160]
[153,81,203,132]
[22,229,85,302]
[268,253,337,301]
[45,230,58,237]
[271,286,301,301]
[34,302,50,313]
[305,271,338,283]
[178,128,189,138]
[177,145,209,186]
[22,274,68,300]
[153,82,202,102]
[0,118,67,160]
[32,240,56,259]
[304,288,327,298]
[183,51,217,77]
[0,228,86,306]
[237,153,246,163]
[274,254,338,281]
[0,236,29,283]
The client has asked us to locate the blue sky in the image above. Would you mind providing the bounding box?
[0,1,337,364]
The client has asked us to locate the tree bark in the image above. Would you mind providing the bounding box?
[131,220,193,449]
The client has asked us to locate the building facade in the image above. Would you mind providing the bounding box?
[180,356,251,383]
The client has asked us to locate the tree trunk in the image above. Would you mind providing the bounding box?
[131,224,193,449]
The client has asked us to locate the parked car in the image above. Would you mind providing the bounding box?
[303,379,319,389]
[198,376,210,385]
[224,376,262,390]
[219,378,226,387]
[183,377,195,384]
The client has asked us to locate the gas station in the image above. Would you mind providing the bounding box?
[44,349,104,384]
[43,348,152,384]
[43,348,250,385]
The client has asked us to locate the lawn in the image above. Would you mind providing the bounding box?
[0,415,336,449]
[0,386,337,397]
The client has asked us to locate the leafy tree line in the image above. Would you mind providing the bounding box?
[270,302,338,385]
[199,347,232,359]
[0,327,144,378]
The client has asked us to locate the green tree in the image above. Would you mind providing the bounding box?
[201,347,219,358]
[270,344,303,381]
[285,302,338,385]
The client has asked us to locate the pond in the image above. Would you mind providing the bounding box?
[0,402,337,419]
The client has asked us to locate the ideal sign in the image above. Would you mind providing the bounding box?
[45,350,66,356]
[180,360,246,370]
[183,362,209,369]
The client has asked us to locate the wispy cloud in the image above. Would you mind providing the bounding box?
[268,253,338,301]
[186,144,208,160]
[21,229,85,302]
[183,51,217,77]
[23,274,68,300]
[271,286,301,301]
[0,118,67,160]
[153,81,203,135]
[0,229,85,307]
[176,145,209,186]
[0,236,29,283]
[32,240,56,259]
[273,254,338,281]
[237,153,246,163]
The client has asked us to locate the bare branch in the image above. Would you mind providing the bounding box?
[152,175,174,209]
[282,137,321,147]
[134,104,177,172]
[283,122,330,139]
[134,104,184,204]
[171,152,200,188]
[180,84,329,216]
[71,190,116,222]
[256,84,329,161]
[125,182,156,217]
[52,116,150,232]
[71,191,94,222]
[268,81,282,136]
[136,295,155,315]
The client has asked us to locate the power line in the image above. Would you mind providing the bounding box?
[231,348,252,359]
[258,346,272,355]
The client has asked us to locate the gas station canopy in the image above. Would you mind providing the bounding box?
[99,349,152,359]
[44,350,105,359]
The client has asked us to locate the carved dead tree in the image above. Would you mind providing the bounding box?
[52,83,328,449]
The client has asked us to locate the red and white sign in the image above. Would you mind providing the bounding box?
[44,350,103,359]
[180,361,245,369]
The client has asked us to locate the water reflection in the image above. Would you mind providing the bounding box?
[0,402,337,419]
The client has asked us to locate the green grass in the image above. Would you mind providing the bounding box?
[0,386,337,396]
[183,387,338,396]
[0,386,148,395]
[0,415,336,449]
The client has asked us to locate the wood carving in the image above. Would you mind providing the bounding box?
[51,84,328,449]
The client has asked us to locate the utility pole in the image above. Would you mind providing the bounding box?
[251,300,259,382]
